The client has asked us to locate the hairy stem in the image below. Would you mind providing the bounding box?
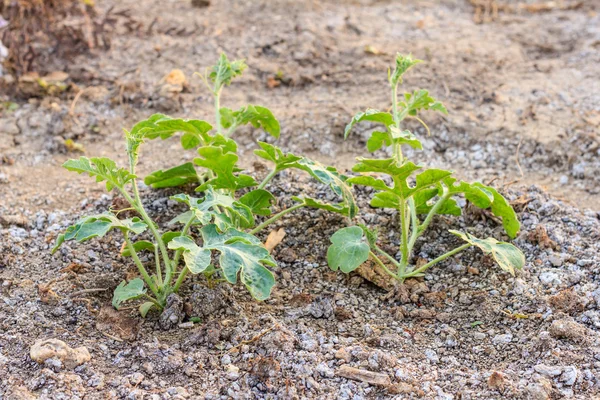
[172,265,190,293]
[214,88,222,135]
[369,251,399,280]
[172,216,196,269]
[257,169,278,190]
[249,203,304,235]
[402,243,471,279]
[398,199,410,276]
[391,83,403,163]
[407,197,419,252]
[374,244,402,269]
[124,231,159,295]
[142,294,163,309]
[419,191,450,236]
[154,245,163,286]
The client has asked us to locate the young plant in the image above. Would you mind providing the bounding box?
[52,54,356,316]
[328,54,525,282]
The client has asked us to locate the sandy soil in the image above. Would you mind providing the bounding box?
[1,0,599,399]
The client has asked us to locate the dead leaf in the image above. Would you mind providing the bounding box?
[264,228,286,252]
[164,69,186,86]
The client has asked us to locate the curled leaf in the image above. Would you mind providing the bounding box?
[112,278,146,309]
[327,226,370,273]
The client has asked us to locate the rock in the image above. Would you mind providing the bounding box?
[30,339,91,369]
[189,285,226,319]
[308,295,334,319]
[539,272,561,286]
[560,366,578,386]
[226,364,240,380]
[424,349,439,363]
[487,371,505,390]
[335,347,352,363]
[548,288,585,314]
[337,365,391,386]
[549,254,562,267]
[316,362,335,378]
[492,333,513,345]
[526,383,550,400]
[549,318,588,343]
[159,294,184,330]
[534,364,562,377]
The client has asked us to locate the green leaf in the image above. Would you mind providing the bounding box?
[194,146,257,191]
[366,131,391,152]
[390,127,423,150]
[349,159,451,207]
[52,214,147,254]
[210,53,247,88]
[472,184,520,239]
[390,53,422,85]
[167,236,212,274]
[402,89,447,117]
[144,162,199,189]
[220,105,280,138]
[172,187,254,231]
[254,142,303,171]
[112,278,146,309]
[200,225,276,300]
[327,226,370,273]
[286,158,358,218]
[121,240,155,257]
[139,301,157,318]
[162,231,183,245]
[449,230,525,275]
[239,189,275,216]
[344,109,394,139]
[128,114,213,146]
[63,157,135,192]
[292,196,352,216]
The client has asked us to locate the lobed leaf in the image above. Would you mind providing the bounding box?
[390,127,423,150]
[112,278,146,309]
[52,214,147,254]
[194,146,257,192]
[220,105,280,138]
[254,142,302,171]
[172,187,254,231]
[390,53,422,85]
[121,240,155,257]
[167,236,212,274]
[63,157,135,192]
[144,162,199,189]
[239,189,275,216]
[472,183,521,239]
[344,109,394,139]
[210,53,247,88]
[326,226,370,273]
[402,89,447,117]
[449,230,525,275]
[200,225,276,300]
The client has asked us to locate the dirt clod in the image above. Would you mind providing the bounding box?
[29,339,90,369]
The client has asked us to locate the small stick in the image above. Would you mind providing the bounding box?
[515,136,524,178]
[69,288,108,297]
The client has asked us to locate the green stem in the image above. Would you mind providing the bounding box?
[398,199,410,276]
[391,83,403,163]
[154,245,163,286]
[249,203,304,235]
[142,294,163,309]
[124,231,159,295]
[172,266,189,293]
[374,244,401,269]
[402,243,471,278]
[257,169,278,190]
[130,180,173,284]
[214,88,222,135]
[407,197,419,252]
[172,216,196,270]
[369,251,399,280]
[419,191,450,235]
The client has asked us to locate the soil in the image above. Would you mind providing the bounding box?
[1,0,599,399]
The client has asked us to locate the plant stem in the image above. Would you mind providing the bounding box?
[390,83,403,163]
[142,294,163,309]
[214,88,222,135]
[419,191,450,235]
[374,245,401,269]
[402,243,471,279]
[369,251,399,280]
[249,203,304,235]
[407,197,419,252]
[398,199,410,276]
[123,231,159,295]
[154,245,163,286]
[129,181,173,284]
[257,169,278,190]
[172,265,189,293]
[172,216,196,269]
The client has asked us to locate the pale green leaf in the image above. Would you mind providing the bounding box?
[449,230,525,275]
[239,189,275,216]
[112,278,146,309]
[344,109,394,139]
[121,240,155,257]
[63,157,135,192]
[144,162,199,189]
[194,146,257,191]
[220,105,280,138]
[139,301,157,318]
[167,236,212,274]
[327,226,370,273]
